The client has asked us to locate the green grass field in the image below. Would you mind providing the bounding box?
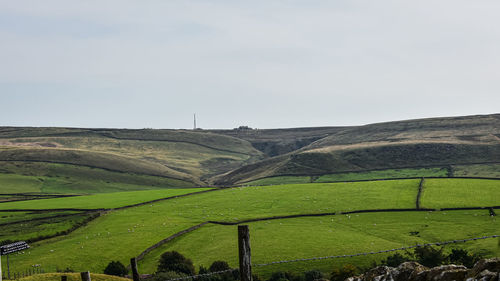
[0,212,91,243]
[420,178,500,209]
[314,167,448,183]
[0,161,197,194]
[452,163,500,178]
[0,174,45,193]
[244,176,312,186]
[1,178,499,277]
[0,180,419,273]
[0,211,80,224]
[132,180,420,222]
[138,210,500,275]
[0,188,212,210]
[245,167,449,186]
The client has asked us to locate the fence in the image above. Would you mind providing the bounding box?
[152,226,499,281]
[4,228,496,281]
[1,265,43,280]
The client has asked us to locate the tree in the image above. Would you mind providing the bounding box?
[413,246,446,267]
[209,261,231,272]
[104,261,128,277]
[208,260,236,281]
[157,251,195,275]
[448,248,482,268]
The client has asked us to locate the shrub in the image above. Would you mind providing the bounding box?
[413,246,446,267]
[209,261,231,272]
[199,266,209,274]
[157,251,195,275]
[152,271,189,281]
[207,260,235,281]
[448,248,482,268]
[383,253,409,267]
[104,261,128,277]
[268,272,289,281]
[330,264,357,281]
[304,270,323,281]
[267,271,302,281]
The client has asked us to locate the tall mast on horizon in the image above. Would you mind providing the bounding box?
[193,113,197,130]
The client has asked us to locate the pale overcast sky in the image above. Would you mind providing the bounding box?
[1,1,499,129]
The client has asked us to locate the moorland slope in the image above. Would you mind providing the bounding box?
[1,113,499,190]
[213,114,500,184]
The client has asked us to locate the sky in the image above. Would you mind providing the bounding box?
[1,0,499,129]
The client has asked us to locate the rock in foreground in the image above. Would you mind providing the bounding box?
[346,258,499,281]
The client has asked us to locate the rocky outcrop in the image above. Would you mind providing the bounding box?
[346,258,499,281]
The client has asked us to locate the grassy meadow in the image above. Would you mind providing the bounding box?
[1,180,419,273]
[421,178,500,209]
[314,167,448,183]
[245,167,449,186]
[452,163,500,178]
[1,178,499,277]
[0,188,212,210]
[0,162,196,194]
[0,212,92,242]
[138,210,500,275]
[0,211,81,224]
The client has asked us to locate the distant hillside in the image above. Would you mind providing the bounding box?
[209,126,349,157]
[0,127,264,192]
[214,114,500,184]
[1,114,499,191]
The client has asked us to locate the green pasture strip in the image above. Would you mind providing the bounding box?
[0,174,43,193]
[0,213,90,243]
[0,162,195,194]
[244,168,448,186]
[452,163,500,178]
[244,176,312,186]
[420,178,500,209]
[2,180,418,273]
[0,188,212,210]
[0,194,73,203]
[0,211,80,224]
[37,177,194,195]
[2,206,200,274]
[138,210,500,276]
[315,167,448,183]
[0,194,37,203]
[150,180,419,222]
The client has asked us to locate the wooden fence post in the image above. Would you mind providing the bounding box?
[238,225,252,281]
[7,255,10,280]
[80,271,91,281]
[131,258,140,281]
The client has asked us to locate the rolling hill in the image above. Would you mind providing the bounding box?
[1,113,499,191]
[0,127,264,192]
[212,114,500,184]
